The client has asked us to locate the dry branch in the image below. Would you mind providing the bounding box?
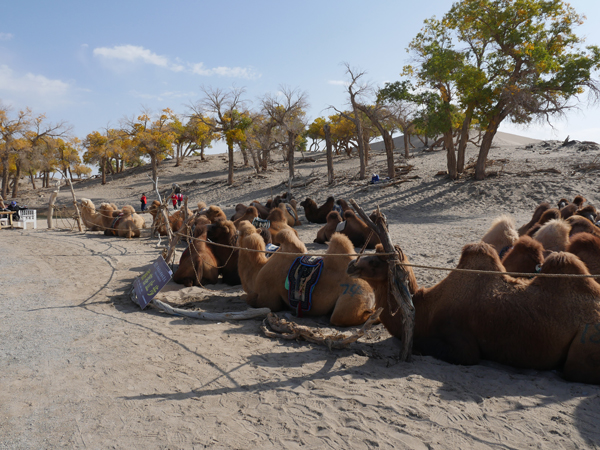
[152,299,271,320]
[261,308,382,349]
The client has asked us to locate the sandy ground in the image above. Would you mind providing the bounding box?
[2,132,600,449]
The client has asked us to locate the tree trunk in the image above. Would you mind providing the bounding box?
[175,143,181,167]
[200,144,206,161]
[1,155,9,199]
[456,106,474,174]
[353,115,366,179]
[475,128,498,181]
[324,124,334,184]
[240,145,249,166]
[29,169,37,190]
[445,131,458,180]
[287,133,295,180]
[151,154,159,187]
[101,158,107,185]
[249,146,261,173]
[227,143,234,185]
[11,163,21,198]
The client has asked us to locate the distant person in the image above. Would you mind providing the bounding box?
[177,192,183,208]
[140,193,147,212]
[171,193,178,210]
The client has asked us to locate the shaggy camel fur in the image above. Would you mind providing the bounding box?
[266,208,299,245]
[501,236,544,275]
[559,195,587,219]
[205,219,241,285]
[300,197,334,224]
[567,233,600,278]
[196,205,227,223]
[238,226,376,326]
[335,199,352,213]
[575,205,598,223]
[277,203,301,227]
[480,215,519,255]
[80,199,115,231]
[532,218,571,254]
[526,208,561,237]
[148,200,192,236]
[104,205,145,239]
[518,202,550,235]
[173,221,219,287]
[314,211,343,244]
[249,201,271,219]
[233,206,259,229]
[347,242,600,384]
[567,216,600,239]
[338,210,380,249]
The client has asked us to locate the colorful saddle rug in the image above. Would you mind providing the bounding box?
[286,255,324,317]
[252,217,270,229]
[336,221,347,232]
[285,204,297,220]
[265,243,279,258]
[107,213,124,235]
[333,204,344,215]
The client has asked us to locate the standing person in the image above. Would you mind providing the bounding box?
[177,192,183,208]
[140,193,147,212]
[171,193,178,210]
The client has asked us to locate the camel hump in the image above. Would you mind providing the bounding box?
[541,251,590,275]
[457,242,504,271]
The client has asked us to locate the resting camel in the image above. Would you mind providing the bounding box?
[148,200,192,236]
[277,203,301,227]
[80,199,115,231]
[205,218,241,285]
[559,195,587,219]
[196,205,227,223]
[300,197,334,224]
[337,210,380,249]
[480,215,519,256]
[518,202,550,235]
[567,215,600,239]
[347,241,600,384]
[500,235,544,275]
[575,205,598,224]
[335,199,352,213]
[104,205,145,238]
[173,218,219,286]
[314,211,343,244]
[249,201,271,219]
[238,225,376,326]
[567,233,600,278]
[526,208,561,237]
[233,206,259,229]
[266,208,299,245]
[532,218,571,254]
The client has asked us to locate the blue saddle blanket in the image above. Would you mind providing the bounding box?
[286,255,324,316]
[252,217,270,229]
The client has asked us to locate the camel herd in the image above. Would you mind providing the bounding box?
[79,193,600,384]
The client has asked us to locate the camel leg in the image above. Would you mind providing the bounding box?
[254,291,285,311]
[329,294,374,327]
[562,325,600,384]
[413,330,481,365]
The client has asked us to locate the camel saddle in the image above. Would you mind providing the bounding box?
[336,221,347,232]
[107,213,124,236]
[285,255,324,317]
[285,204,297,220]
[333,204,344,215]
[252,217,270,229]
[265,243,279,258]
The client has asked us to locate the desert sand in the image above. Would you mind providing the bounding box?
[2,132,600,449]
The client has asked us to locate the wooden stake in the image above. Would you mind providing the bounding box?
[67,179,83,232]
[47,190,58,229]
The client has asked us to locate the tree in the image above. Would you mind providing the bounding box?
[191,86,249,185]
[0,106,30,198]
[170,114,216,166]
[261,86,309,181]
[407,0,600,180]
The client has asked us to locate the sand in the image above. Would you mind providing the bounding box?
[1,132,600,449]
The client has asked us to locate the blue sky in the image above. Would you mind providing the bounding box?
[1,0,600,156]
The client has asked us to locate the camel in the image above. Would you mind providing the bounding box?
[480,215,519,256]
[575,205,598,223]
[525,208,561,237]
[238,224,376,326]
[300,197,334,224]
[249,201,271,219]
[567,215,600,239]
[532,218,571,254]
[347,241,600,384]
[266,208,299,245]
[148,200,192,236]
[205,218,241,285]
[233,206,259,229]
[173,219,219,286]
[567,233,600,278]
[277,202,301,227]
[80,199,115,231]
[314,211,343,244]
[337,210,380,249]
[196,205,227,223]
[335,199,352,213]
[559,195,587,219]
[500,235,544,275]
[518,202,550,235]
[104,205,145,238]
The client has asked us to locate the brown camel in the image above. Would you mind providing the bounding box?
[338,210,380,249]
[480,215,519,255]
[233,206,259,229]
[525,208,561,237]
[148,200,192,236]
[575,205,598,223]
[500,235,544,275]
[518,202,550,235]
[277,203,301,227]
[559,195,587,219]
[266,208,299,245]
[300,197,334,224]
[249,201,271,219]
[173,220,219,287]
[532,218,571,254]
[205,218,241,285]
[314,211,343,244]
[238,225,376,326]
[567,233,600,278]
[567,216,600,239]
[104,205,145,238]
[80,199,115,231]
[347,241,600,384]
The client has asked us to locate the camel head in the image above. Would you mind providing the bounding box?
[501,235,544,275]
[206,218,237,245]
[197,201,207,212]
[148,200,161,218]
[567,215,599,238]
[326,210,343,225]
[80,198,95,212]
[558,198,569,209]
[576,205,597,223]
[300,198,316,210]
[336,198,350,211]
[573,195,587,207]
[204,205,226,223]
[347,244,392,282]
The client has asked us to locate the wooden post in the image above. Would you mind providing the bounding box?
[324,124,334,184]
[350,199,415,362]
[67,179,83,232]
[47,190,58,229]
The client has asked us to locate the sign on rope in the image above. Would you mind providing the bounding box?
[130,255,173,309]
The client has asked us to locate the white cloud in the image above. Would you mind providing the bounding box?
[0,64,70,97]
[0,32,13,41]
[94,44,259,79]
[328,80,349,86]
[130,90,197,101]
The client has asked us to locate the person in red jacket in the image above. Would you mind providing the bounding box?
[171,193,178,210]
[140,194,147,212]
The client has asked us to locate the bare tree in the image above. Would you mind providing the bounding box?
[191,86,249,185]
[261,86,309,181]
